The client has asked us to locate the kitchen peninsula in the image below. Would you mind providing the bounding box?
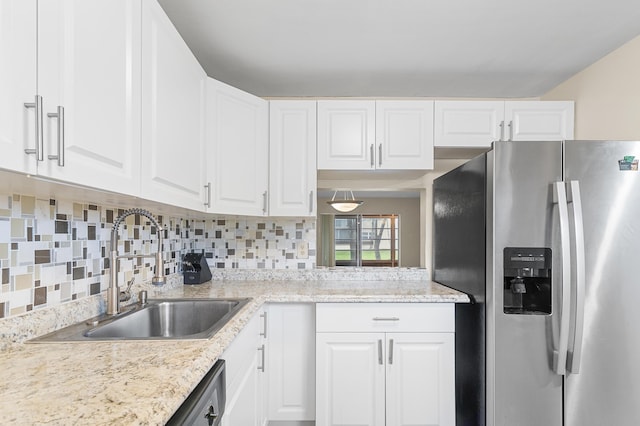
[0,269,467,425]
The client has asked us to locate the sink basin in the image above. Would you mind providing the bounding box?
[30,298,251,342]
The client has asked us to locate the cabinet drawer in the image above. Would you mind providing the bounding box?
[316,303,454,333]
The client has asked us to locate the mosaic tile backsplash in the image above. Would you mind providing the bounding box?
[0,193,316,319]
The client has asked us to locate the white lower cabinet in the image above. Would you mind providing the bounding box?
[266,303,316,422]
[316,303,455,426]
[316,332,386,425]
[221,310,267,426]
[385,333,455,426]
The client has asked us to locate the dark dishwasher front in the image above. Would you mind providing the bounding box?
[167,359,226,426]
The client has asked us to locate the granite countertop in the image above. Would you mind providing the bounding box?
[0,278,468,425]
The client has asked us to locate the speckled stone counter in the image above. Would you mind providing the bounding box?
[0,275,468,425]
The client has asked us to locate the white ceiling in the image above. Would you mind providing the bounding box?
[158,0,640,98]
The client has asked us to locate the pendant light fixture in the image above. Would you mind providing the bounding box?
[327,190,364,213]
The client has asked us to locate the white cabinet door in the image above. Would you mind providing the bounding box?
[386,333,455,426]
[317,303,455,426]
[434,100,575,147]
[269,101,317,216]
[317,100,375,170]
[223,348,262,426]
[316,332,386,426]
[376,101,434,170]
[434,101,505,148]
[206,78,268,216]
[141,0,205,210]
[0,0,38,175]
[222,310,263,426]
[318,100,434,170]
[266,303,316,421]
[37,0,141,195]
[505,101,574,141]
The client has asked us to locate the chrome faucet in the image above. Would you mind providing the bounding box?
[108,208,165,315]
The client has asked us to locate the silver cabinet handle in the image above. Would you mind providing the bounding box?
[567,180,585,373]
[259,311,267,338]
[553,181,571,375]
[377,339,383,365]
[508,120,513,141]
[388,338,394,364]
[257,344,265,372]
[262,190,268,214]
[372,317,400,321]
[370,144,374,168]
[378,143,382,167]
[499,120,504,142]
[309,190,314,214]
[204,183,211,208]
[47,106,65,166]
[24,95,44,161]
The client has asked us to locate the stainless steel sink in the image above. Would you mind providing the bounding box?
[29,298,251,342]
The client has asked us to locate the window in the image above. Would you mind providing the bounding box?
[334,214,399,267]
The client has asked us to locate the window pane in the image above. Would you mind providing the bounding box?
[334,214,400,267]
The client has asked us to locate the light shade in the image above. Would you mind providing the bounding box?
[327,190,364,213]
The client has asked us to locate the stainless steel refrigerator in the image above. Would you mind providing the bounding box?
[432,140,640,425]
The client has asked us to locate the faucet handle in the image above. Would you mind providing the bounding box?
[125,277,135,292]
[119,277,135,302]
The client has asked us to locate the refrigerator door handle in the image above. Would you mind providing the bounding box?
[567,180,586,373]
[553,181,571,375]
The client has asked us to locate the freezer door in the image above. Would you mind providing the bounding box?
[488,141,564,426]
[564,140,640,425]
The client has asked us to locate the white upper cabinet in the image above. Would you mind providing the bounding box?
[0,0,142,193]
[318,100,434,170]
[0,0,38,175]
[206,78,268,216]
[269,101,317,217]
[435,100,574,148]
[317,100,375,170]
[376,100,434,169]
[434,101,505,148]
[36,0,142,195]
[505,101,574,141]
[140,0,206,211]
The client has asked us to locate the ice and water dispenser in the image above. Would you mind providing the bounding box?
[503,247,552,314]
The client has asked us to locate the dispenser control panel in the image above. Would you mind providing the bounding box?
[503,247,552,315]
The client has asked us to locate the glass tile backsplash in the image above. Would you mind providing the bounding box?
[0,193,316,318]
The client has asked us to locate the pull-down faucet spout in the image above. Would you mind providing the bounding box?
[108,208,165,315]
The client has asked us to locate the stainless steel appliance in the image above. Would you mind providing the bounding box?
[167,359,226,425]
[433,140,640,425]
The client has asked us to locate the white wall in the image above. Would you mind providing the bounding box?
[542,34,640,140]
